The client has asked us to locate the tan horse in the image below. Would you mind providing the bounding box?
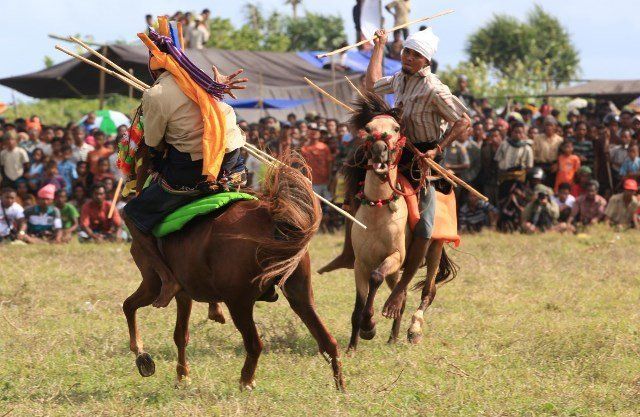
[345,93,457,352]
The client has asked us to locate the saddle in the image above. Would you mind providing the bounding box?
[396,174,460,247]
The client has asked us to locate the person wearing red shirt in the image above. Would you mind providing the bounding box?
[301,123,333,199]
[79,183,121,242]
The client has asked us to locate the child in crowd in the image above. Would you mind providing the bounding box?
[57,145,78,194]
[552,182,576,222]
[54,189,79,242]
[24,147,45,191]
[75,161,94,189]
[93,157,115,183]
[619,144,640,180]
[40,160,66,191]
[554,141,580,191]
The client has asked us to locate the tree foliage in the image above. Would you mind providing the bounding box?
[206,4,345,52]
[466,5,580,86]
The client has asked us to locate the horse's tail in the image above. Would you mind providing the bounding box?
[254,152,321,290]
[412,246,459,291]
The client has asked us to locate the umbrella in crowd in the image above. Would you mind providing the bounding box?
[567,98,589,112]
[77,109,130,135]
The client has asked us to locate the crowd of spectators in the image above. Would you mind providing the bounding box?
[0,113,124,244]
[2,80,640,244]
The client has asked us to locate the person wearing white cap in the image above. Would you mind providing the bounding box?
[364,27,471,320]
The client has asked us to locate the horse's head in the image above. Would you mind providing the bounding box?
[351,92,404,177]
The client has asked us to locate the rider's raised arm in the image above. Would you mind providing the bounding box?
[365,29,389,92]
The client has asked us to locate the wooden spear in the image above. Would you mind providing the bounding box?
[108,178,124,219]
[55,45,146,93]
[304,77,354,113]
[316,9,455,58]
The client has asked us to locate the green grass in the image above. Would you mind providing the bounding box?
[1,228,639,416]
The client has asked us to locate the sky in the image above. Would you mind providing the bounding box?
[1,0,639,103]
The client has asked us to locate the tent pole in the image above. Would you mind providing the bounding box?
[98,45,107,110]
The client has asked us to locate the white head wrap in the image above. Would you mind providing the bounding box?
[403,27,439,61]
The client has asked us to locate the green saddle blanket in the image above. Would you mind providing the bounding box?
[153,192,257,238]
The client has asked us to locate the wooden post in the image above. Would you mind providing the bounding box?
[128,69,134,98]
[98,45,107,110]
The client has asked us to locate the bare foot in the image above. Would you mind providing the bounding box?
[382,288,406,319]
[208,303,226,324]
[152,281,182,308]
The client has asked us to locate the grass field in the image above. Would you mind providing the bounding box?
[1,228,639,416]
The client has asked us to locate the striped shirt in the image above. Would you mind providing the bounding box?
[374,67,468,144]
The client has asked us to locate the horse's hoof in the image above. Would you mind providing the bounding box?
[240,380,256,391]
[407,329,423,345]
[346,346,356,357]
[387,336,398,344]
[359,326,376,340]
[136,353,156,377]
[174,376,191,389]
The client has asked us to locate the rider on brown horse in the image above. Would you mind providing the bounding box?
[122,25,251,308]
[320,27,471,318]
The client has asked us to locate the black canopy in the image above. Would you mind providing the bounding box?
[0,44,356,121]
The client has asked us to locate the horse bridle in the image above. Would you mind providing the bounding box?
[360,115,426,198]
[362,115,407,175]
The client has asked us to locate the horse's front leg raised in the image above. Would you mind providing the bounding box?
[408,240,443,344]
[360,252,403,341]
[123,254,161,378]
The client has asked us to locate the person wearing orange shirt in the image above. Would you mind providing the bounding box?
[301,123,333,199]
[554,140,581,192]
[86,130,113,175]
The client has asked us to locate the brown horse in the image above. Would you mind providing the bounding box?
[122,142,345,391]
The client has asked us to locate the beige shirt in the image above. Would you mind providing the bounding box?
[533,133,563,163]
[0,147,29,181]
[605,193,639,226]
[386,0,411,26]
[142,71,245,161]
[374,66,468,144]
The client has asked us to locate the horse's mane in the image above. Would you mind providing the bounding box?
[343,92,403,199]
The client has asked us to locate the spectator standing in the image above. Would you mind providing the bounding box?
[533,116,563,187]
[619,144,640,180]
[18,184,62,244]
[301,123,333,199]
[24,147,46,191]
[81,112,99,134]
[494,122,533,197]
[86,131,112,175]
[593,125,612,195]
[479,127,502,204]
[79,184,122,242]
[605,179,639,229]
[40,161,66,191]
[610,129,634,175]
[385,0,411,41]
[70,126,94,163]
[0,188,25,242]
[570,122,594,168]
[443,135,471,179]
[57,145,78,194]
[568,181,607,226]
[0,132,29,188]
[553,141,581,192]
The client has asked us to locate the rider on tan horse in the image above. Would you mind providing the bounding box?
[320,27,470,319]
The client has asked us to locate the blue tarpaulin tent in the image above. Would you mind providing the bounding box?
[225,98,313,110]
